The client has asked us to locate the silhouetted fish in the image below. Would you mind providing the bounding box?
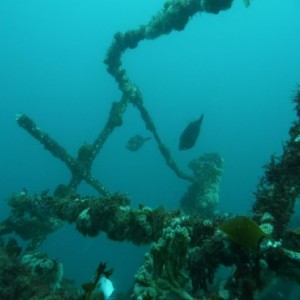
[179,114,204,150]
[126,135,151,152]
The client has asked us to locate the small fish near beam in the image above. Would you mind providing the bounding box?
[126,134,151,152]
[179,114,204,150]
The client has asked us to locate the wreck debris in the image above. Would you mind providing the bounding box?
[253,88,300,237]
[1,0,299,299]
[180,153,224,216]
[16,113,111,196]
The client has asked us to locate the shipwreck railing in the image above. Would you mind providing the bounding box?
[1,0,300,299]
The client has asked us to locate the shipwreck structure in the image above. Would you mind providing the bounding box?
[1,0,300,299]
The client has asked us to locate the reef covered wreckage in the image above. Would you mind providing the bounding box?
[1,0,300,299]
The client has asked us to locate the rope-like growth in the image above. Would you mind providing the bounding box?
[16,0,234,192]
[5,1,300,299]
[16,113,111,196]
[103,0,234,182]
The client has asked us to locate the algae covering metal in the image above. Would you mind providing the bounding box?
[1,0,300,299]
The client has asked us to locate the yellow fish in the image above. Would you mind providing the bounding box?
[219,216,266,251]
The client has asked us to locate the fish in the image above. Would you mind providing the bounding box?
[126,134,151,152]
[179,114,204,150]
[82,262,114,300]
[219,216,266,251]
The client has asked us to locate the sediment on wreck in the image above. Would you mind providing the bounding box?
[2,0,300,299]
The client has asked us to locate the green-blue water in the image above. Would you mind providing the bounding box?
[1,0,300,295]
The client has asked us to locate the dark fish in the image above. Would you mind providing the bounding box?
[126,134,151,152]
[179,114,204,150]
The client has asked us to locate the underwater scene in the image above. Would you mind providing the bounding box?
[1,0,300,299]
